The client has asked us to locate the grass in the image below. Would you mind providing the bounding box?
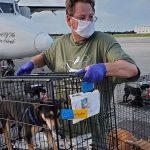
[113,33,150,38]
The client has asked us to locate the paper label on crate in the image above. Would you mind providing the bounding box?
[70,90,100,124]
[61,109,74,120]
[74,109,88,119]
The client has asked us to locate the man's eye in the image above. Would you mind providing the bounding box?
[79,18,85,21]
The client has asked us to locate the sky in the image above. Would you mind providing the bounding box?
[29,0,150,34]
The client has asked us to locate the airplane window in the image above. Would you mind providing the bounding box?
[0,3,14,13]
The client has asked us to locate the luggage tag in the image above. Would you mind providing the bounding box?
[61,82,100,123]
[70,82,100,124]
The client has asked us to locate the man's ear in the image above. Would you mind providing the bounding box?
[66,15,72,27]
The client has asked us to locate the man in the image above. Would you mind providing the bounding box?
[16,0,140,149]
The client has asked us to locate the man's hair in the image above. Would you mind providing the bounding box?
[65,0,95,16]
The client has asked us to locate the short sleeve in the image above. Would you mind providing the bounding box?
[105,37,140,83]
[42,42,56,71]
[106,39,136,65]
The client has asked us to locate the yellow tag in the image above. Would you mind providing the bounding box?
[74,109,88,119]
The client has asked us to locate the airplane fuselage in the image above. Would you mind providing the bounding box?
[0,0,53,60]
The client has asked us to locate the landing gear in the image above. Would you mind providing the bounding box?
[0,60,15,77]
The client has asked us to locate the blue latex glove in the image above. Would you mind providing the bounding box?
[15,61,34,76]
[76,63,106,83]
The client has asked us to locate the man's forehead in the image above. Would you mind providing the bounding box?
[73,2,94,15]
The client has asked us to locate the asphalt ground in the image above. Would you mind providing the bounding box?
[116,37,150,76]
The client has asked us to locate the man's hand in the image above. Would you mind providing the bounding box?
[15,61,34,76]
[76,63,106,83]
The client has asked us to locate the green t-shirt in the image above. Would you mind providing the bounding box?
[43,31,139,83]
[43,31,139,140]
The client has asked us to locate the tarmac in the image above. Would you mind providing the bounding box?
[116,37,150,76]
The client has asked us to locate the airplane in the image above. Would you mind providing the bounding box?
[0,0,65,76]
[18,0,66,13]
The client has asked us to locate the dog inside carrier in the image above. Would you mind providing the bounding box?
[119,76,150,108]
[0,73,119,150]
[115,74,150,150]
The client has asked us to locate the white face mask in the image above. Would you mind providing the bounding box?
[72,17,95,38]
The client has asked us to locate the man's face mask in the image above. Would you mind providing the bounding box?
[72,17,95,38]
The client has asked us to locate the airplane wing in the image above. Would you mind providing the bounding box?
[18,0,66,13]
[22,6,65,13]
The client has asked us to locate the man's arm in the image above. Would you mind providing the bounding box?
[76,61,139,83]
[16,53,46,76]
[105,60,138,78]
[76,34,140,82]
[31,53,46,68]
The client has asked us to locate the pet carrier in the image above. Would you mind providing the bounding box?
[0,73,118,150]
[115,74,150,150]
